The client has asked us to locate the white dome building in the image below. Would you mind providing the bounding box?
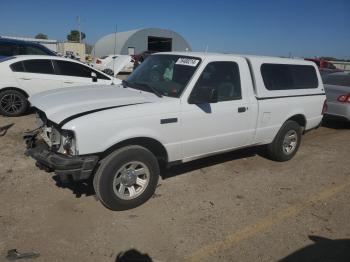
[93,28,191,57]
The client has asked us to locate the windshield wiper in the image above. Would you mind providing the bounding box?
[134,82,163,98]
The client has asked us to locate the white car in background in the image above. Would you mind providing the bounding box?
[0,55,119,116]
[323,72,350,121]
[93,55,134,75]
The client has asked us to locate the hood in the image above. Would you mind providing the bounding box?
[29,85,158,125]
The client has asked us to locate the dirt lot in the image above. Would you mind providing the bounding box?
[0,114,349,262]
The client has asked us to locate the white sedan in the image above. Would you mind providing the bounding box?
[0,55,120,116]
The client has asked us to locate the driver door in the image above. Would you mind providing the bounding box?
[180,59,255,160]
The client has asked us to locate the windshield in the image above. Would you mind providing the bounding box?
[127,54,201,98]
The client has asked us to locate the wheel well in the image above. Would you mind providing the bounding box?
[0,87,29,98]
[287,114,306,130]
[101,137,168,164]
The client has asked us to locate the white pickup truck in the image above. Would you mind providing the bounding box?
[25,52,326,210]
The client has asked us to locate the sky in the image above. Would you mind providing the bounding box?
[1,0,349,59]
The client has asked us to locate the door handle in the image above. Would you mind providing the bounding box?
[20,77,31,80]
[64,81,74,84]
[238,107,247,113]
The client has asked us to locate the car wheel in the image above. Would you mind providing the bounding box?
[267,120,302,162]
[93,145,160,211]
[0,89,29,117]
[102,69,114,76]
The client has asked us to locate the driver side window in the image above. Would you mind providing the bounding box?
[192,61,241,102]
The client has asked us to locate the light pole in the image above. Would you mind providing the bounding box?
[77,16,81,43]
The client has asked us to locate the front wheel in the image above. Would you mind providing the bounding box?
[93,145,160,211]
[267,120,302,162]
[0,89,29,117]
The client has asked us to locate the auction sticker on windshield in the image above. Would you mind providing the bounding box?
[176,57,200,67]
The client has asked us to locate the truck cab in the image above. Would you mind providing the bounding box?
[25,52,326,210]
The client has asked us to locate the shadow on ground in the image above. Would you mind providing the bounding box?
[52,175,96,198]
[51,145,266,198]
[279,235,350,262]
[322,116,350,129]
[115,249,153,262]
[162,145,266,179]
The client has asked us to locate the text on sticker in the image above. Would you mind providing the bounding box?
[176,58,200,67]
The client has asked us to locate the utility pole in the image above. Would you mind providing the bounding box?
[113,24,118,55]
[77,16,81,43]
[112,24,118,85]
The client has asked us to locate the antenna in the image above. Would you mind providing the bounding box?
[205,45,209,54]
[112,24,117,85]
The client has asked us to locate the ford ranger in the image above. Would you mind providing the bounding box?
[24,52,327,210]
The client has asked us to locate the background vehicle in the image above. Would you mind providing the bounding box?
[322,72,350,121]
[305,58,342,76]
[26,52,326,210]
[0,55,117,116]
[0,38,56,59]
[132,51,156,69]
[64,51,81,61]
[93,55,134,76]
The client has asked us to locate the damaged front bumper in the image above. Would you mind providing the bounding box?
[24,131,99,183]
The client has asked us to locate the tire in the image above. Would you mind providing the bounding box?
[93,145,160,211]
[0,89,29,117]
[267,120,302,162]
[102,68,114,76]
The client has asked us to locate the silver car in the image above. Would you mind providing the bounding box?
[323,72,350,121]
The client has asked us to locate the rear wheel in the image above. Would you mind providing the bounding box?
[267,120,302,162]
[93,145,160,211]
[0,89,28,117]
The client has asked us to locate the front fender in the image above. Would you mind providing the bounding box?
[104,127,166,152]
[63,115,182,161]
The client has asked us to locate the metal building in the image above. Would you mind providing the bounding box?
[92,28,191,57]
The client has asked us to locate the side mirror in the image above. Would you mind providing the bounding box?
[189,87,218,104]
[91,72,98,82]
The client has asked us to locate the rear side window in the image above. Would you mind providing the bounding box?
[22,59,54,74]
[10,61,25,72]
[261,64,318,90]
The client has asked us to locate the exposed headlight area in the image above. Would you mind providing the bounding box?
[61,130,77,156]
[36,110,77,156]
[40,127,77,156]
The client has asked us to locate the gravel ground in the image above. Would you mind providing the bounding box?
[0,114,349,262]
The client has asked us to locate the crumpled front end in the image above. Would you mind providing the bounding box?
[24,110,99,183]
